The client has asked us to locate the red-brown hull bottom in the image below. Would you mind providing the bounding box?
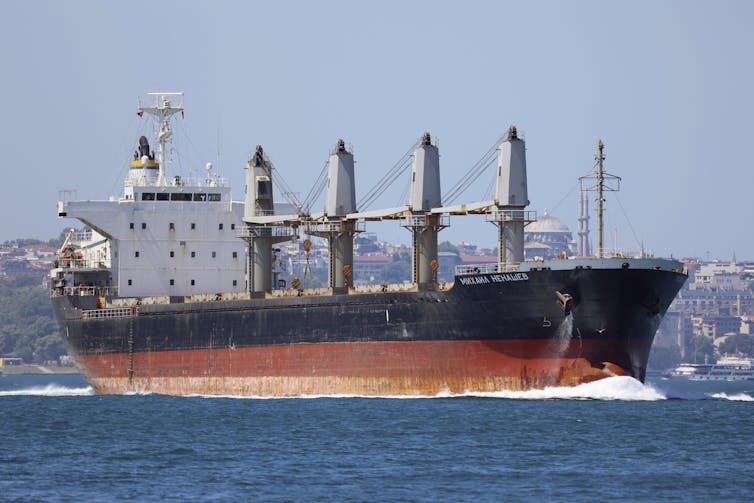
[77,339,626,396]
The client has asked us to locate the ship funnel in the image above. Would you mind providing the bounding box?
[138,136,153,159]
[127,136,159,187]
[324,140,356,217]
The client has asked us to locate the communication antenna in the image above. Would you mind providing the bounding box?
[579,140,621,258]
[137,92,184,185]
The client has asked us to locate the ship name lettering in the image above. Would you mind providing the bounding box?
[459,276,490,285]
[489,272,529,283]
[459,272,529,286]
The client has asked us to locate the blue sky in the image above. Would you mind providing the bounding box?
[2,0,753,260]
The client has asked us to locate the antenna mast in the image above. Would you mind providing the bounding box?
[596,140,605,259]
[579,140,620,259]
[138,92,184,185]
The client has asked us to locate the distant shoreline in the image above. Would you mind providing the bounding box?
[1,364,81,375]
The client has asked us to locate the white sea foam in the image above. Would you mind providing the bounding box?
[187,392,439,400]
[651,380,754,401]
[460,376,668,401]
[87,378,753,401]
[708,392,754,402]
[0,385,94,397]
[457,379,752,402]
[182,377,665,401]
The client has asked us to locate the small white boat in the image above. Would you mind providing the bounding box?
[665,356,754,381]
[661,356,754,395]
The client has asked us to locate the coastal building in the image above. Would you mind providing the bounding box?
[353,254,392,282]
[651,258,754,367]
[672,288,753,317]
[0,357,24,366]
[692,260,744,289]
[741,317,754,335]
[701,315,745,340]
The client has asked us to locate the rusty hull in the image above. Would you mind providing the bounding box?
[77,339,624,396]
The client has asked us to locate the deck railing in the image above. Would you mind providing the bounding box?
[454,263,520,275]
[81,307,136,320]
[52,286,119,298]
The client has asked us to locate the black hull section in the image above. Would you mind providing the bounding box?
[53,265,687,383]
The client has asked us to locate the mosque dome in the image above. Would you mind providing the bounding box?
[526,210,571,234]
[524,210,575,260]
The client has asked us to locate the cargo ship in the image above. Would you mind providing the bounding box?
[50,93,687,396]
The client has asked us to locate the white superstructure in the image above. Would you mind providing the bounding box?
[54,93,246,297]
[52,93,547,301]
[665,356,754,381]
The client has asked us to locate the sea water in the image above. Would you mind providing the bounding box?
[1,374,752,502]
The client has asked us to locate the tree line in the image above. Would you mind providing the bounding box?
[0,276,65,364]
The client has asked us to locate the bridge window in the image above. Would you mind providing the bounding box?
[156,193,169,201]
[170,193,192,202]
[257,179,271,196]
[208,193,221,201]
[141,193,156,201]
[193,193,207,202]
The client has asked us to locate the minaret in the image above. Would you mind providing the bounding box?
[241,146,290,297]
[489,126,532,267]
[577,181,590,257]
[403,133,445,290]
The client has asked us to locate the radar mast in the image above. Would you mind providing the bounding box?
[137,92,184,185]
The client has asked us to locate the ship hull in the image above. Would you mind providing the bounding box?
[75,339,629,396]
[52,261,687,396]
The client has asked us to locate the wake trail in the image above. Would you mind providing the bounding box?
[7,380,747,401]
[0,385,94,397]
[184,377,753,401]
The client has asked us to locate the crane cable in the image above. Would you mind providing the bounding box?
[442,134,504,205]
[271,165,303,212]
[301,161,329,214]
[357,137,421,211]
